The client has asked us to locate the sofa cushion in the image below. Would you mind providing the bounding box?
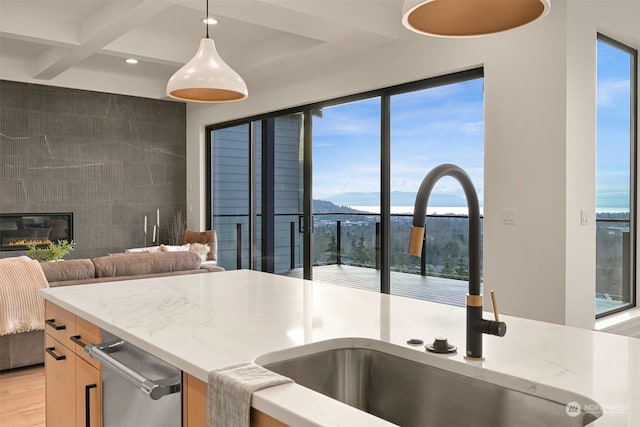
[40,259,95,284]
[92,251,201,278]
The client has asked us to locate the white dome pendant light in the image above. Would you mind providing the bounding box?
[402,0,550,37]
[167,0,247,102]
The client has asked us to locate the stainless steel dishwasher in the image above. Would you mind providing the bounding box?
[84,330,182,427]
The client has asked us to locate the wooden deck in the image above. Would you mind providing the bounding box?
[285,264,476,308]
[286,264,624,314]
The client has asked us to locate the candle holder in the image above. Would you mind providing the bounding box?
[144,215,148,247]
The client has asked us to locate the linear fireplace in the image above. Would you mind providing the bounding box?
[0,213,73,251]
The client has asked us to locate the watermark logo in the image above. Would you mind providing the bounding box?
[565,401,581,418]
[566,401,629,418]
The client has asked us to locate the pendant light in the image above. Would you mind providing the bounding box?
[166,0,247,102]
[402,0,550,38]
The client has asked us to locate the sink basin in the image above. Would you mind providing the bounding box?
[258,341,601,427]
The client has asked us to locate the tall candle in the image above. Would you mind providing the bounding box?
[156,209,160,226]
[152,225,157,243]
[144,216,147,234]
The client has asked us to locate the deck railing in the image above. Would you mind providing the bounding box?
[595,217,632,315]
[212,213,633,315]
[214,212,479,280]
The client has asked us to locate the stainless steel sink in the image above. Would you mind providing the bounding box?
[260,345,601,427]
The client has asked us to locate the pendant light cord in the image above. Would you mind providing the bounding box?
[205,0,209,39]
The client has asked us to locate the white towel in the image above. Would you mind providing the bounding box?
[0,256,49,336]
[208,362,293,427]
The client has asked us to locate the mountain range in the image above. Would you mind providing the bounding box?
[324,191,471,207]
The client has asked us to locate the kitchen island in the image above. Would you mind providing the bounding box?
[40,269,639,426]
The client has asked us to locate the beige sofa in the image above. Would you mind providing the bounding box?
[0,251,224,371]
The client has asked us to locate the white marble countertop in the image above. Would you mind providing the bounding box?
[40,270,639,426]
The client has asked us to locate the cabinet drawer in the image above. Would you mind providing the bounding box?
[73,316,102,368]
[45,301,76,343]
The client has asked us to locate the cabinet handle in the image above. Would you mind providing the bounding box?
[45,347,66,361]
[70,335,87,348]
[85,384,97,427]
[45,319,66,331]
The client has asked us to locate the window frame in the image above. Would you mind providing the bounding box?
[595,33,638,318]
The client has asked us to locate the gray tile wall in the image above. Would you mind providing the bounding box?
[0,80,187,259]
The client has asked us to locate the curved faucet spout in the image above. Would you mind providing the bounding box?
[408,163,504,360]
[408,163,481,296]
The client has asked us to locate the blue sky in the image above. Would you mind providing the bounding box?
[312,41,633,213]
[597,39,632,211]
[312,79,484,206]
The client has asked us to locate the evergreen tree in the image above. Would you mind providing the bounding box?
[325,234,337,264]
[427,265,436,276]
[454,256,468,280]
[351,234,371,265]
[441,255,454,278]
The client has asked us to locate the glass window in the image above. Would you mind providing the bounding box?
[596,34,637,316]
[390,79,484,304]
[273,114,305,273]
[210,124,251,270]
[207,69,485,308]
[312,98,381,290]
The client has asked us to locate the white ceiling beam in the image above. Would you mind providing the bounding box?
[0,6,78,48]
[31,0,172,80]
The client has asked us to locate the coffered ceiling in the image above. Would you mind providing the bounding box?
[0,0,404,100]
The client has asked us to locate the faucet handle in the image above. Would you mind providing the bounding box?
[487,290,507,337]
[490,289,500,322]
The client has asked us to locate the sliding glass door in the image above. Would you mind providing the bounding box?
[311,99,381,289]
[389,78,484,304]
[210,124,252,270]
[207,69,486,309]
[209,114,305,273]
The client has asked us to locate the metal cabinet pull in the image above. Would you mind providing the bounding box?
[85,384,97,427]
[70,335,87,348]
[45,319,66,331]
[45,347,66,361]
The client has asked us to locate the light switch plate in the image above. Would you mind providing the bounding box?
[501,208,516,225]
[580,209,589,225]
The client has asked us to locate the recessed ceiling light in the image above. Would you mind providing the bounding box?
[125,58,138,64]
[202,17,218,25]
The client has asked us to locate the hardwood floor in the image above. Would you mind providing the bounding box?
[0,365,45,427]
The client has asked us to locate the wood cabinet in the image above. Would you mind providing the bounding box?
[45,302,287,427]
[44,301,102,427]
[182,373,287,427]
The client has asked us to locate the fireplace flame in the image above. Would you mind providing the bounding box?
[8,239,53,247]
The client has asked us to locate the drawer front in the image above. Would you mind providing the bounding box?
[73,316,102,368]
[45,301,76,343]
[76,356,102,427]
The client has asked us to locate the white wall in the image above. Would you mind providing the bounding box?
[186,0,640,328]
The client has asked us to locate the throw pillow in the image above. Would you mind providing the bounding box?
[189,243,210,261]
[160,243,191,252]
[125,246,162,253]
